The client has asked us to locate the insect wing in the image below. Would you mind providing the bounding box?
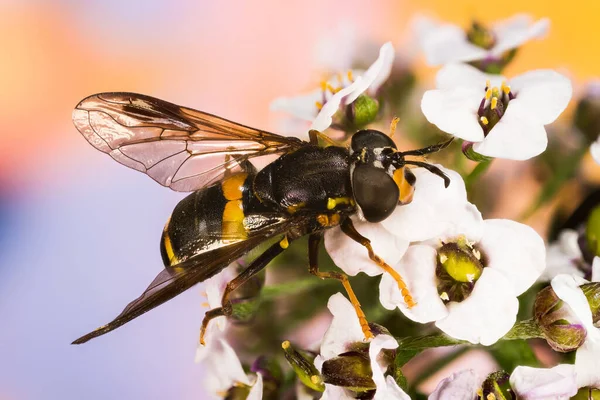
[72,215,303,344]
[72,92,306,191]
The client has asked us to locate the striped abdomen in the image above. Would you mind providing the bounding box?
[160,172,279,267]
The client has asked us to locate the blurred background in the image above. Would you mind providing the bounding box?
[1,1,599,399]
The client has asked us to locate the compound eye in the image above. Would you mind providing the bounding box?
[351,129,397,152]
[352,165,399,223]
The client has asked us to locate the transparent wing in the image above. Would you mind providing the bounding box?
[72,92,306,191]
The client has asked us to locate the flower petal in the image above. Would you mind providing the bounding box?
[435,268,519,345]
[380,376,411,400]
[551,274,600,343]
[593,257,600,282]
[381,166,480,242]
[369,335,398,392]
[542,229,584,281]
[204,339,251,395]
[414,16,488,65]
[508,70,572,125]
[379,245,448,323]
[509,364,577,400]
[479,219,546,295]
[435,63,505,91]
[473,102,548,160]
[270,89,321,121]
[492,15,550,55]
[591,135,600,165]
[324,216,409,276]
[345,42,394,103]
[421,88,485,142]
[321,385,354,399]
[247,373,264,400]
[320,293,366,360]
[429,369,482,400]
[575,339,600,388]
[310,77,363,131]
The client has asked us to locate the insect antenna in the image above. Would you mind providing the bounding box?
[400,138,454,156]
[403,160,451,187]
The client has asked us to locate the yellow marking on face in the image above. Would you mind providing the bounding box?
[393,167,415,205]
[221,173,247,201]
[326,197,354,210]
[279,235,289,249]
[222,200,247,242]
[162,217,178,265]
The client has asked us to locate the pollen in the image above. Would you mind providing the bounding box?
[501,81,511,95]
[311,375,321,385]
[200,302,209,308]
[326,83,337,94]
[480,116,489,126]
[440,292,450,301]
[491,97,498,110]
[281,340,291,349]
[487,394,496,400]
[279,235,289,249]
[315,101,323,110]
[485,79,490,90]
[320,81,328,91]
[477,388,483,397]
[347,70,354,82]
[439,254,448,264]
[485,88,492,100]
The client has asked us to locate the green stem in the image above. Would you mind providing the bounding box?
[465,159,493,190]
[501,318,544,340]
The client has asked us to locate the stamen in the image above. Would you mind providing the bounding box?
[440,292,449,301]
[501,81,511,95]
[325,83,337,94]
[466,274,475,283]
[439,254,448,264]
[200,302,209,308]
[485,88,492,100]
[477,388,484,398]
[487,394,496,400]
[485,79,490,90]
[347,70,354,82]
[315,101,323,110]
[473,249,481,259]
[281,340,291,349]
[320,81,328,92]
[336,72,344,85]
[480,116,489,125]
[490,97,498,110]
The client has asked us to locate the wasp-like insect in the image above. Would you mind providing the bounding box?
[71,93,451,344]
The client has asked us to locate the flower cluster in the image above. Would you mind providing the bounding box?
[191,12,600,400]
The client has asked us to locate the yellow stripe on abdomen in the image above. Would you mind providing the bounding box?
[222,199,247,242]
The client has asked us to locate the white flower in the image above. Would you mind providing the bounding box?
[421,63,572,160]
[195,267,235,363]
[509,365,578,400]
[592,134,600,165]
[380,219,546,345]
[415,14,549,66]
[203,338,263,399]
[428,369,483,400]
[325,165,479,277]
[542,229,585,281]
[270,42,395,132]
[315,293,410,399]
[551,274,600,389]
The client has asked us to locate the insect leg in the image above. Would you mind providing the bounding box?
[307,233,374,340]
[198,237,290,345]
[388,117,400,138]
[340,218,416,308]
[308,129,340,147]
[400,138,454,156]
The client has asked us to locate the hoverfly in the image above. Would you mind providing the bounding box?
[71,92,451,344]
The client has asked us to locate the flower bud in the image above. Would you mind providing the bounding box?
[462,142,493,162]
[574,81,600,143]
[572,387,600,399]
[534,285,587,352]
[321,351,376,392]
[344,94,380,129]
[480,371,513,400]
[281,341,325,393]
[586,205,600,258]
[581,282,600,325]
[251,356,282,400]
